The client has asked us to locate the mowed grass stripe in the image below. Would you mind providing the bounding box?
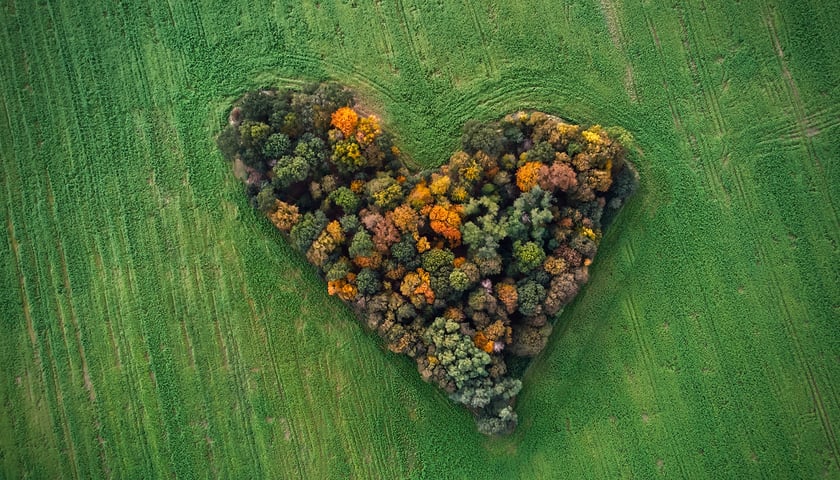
[618,6,803,470]
[65,0,189,465]
[32,0,199,472]
[3,199,63,478]
[42,236,105,478]
[632,1,838,473]
[1,41,88,475]
[86,238,158,478]
[762,6,839,228]
[710,5,840,456]
[8,172,83,478]
[148,99,318,477]
[80,136,171,477]
[0,36,58,470]
[133,109,259,477]
[42,173,115,478]
[223,236,314,477]
[589,3,768,469]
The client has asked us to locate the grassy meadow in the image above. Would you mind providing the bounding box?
[1,0,838,478]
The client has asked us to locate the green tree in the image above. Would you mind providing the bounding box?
[263,133,291,159]
[329,186,361,214]
[421,248,455,276]
[290,210,328,252]
[255,184,276,214]
[505,187,554,242]
[272,156,310,188]
[451,377,521,409]
[239,120,270,148]
[391,237,418,268]
[326,258,351,281]
[216,126,241,161]
[356,268,381,296]
[331,140,366,174]
[513,241,546,273]
[449,269,470,292]
[461,119,502,156]
[424,318,491,389]
[339,214,360,234]
[527,141,555,164]
[516,280,546,317]
[462,196,507,252]
[294,133,326,168]
[348,230,374,259]
[239,91,280,123]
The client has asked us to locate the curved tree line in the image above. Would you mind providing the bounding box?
[218,82,638,434]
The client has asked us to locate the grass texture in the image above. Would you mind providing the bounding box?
[1,0,838,477]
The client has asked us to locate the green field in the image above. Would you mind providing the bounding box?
[1,0,838,478]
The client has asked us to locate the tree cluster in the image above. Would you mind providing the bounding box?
[218,83,638,435]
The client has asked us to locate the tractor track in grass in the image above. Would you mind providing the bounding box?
[46,171,98,404]
[465,0,496,77]
[763,7,839,236]
[90,241,122,369]
[6,210,43,381]
[672,2,729,201]
[240,285,305,475]
[43,329,81,479]
[676,0,726,137]
[622,235,637,266]
[755,16,840,465]
[393,0,422,65]
[179,172,267,475]
[282,52,402,107]
[214,264,265,476]
[96,200,157,473]
[775,285,840,469]
[624,293,692,479]
[369,1,399,71]
[645,16,685,131]
[801,106,840,137]
[599,0,637,102]
[743,164,840,468]
[2,144,53,468]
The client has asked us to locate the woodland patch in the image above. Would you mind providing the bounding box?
[218,82,637,434]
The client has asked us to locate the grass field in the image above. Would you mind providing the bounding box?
[1,0,838,478]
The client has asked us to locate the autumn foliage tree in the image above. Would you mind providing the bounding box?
[428,204,462,246]
[331,106,358,137]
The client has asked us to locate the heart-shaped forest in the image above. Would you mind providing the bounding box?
[217,82,637,435]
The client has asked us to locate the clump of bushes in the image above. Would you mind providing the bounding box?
[218,83,638,435]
